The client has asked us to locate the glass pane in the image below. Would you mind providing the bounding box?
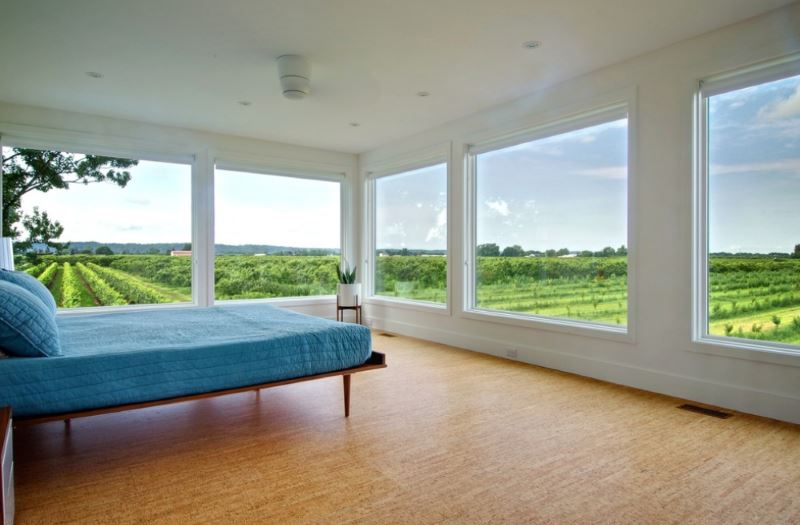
[374,163,447,303]
[214,170,340,300]
[474,118,628,326]
[2,147,192,308]
[707,73,800,346]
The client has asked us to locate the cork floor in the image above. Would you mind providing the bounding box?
[12,333,800,524]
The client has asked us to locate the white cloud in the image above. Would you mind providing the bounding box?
[425,208,447,242]
[124,198,151,206]
[518,142,563,156]
[573,166,627,179]
[383,222,407,237]
[759,85,800,121]
[485,199,511,216]
[711,158,800,175]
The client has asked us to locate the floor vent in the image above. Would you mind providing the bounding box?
[678,404,732,419]
[380,333,396,337]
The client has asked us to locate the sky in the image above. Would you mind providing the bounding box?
[476,118,628,252]
[9,158,340,248]
[15,158,193,245]
[375,163,447,250]
[708,73,800,253]
[214,169,339,248]
[4,73,799,253]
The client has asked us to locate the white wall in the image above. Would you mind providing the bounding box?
[359,4,800,424]
[0,101,359,320]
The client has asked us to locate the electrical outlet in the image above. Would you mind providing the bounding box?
[505,348,518,359]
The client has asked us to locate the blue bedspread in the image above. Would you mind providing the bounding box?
[0,304,372,417]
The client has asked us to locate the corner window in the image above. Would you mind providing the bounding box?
[2,147,192,308]
[698,65,800,351]
[214,168,341,300]
[468,109,629,330]
[372,163,447,304]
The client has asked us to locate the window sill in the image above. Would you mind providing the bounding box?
[460,308,634,343]
[215,296,336,307]
[692,336,800,368]
[56,296,338,316]
[365,296,450,315]
[57,302,197,316]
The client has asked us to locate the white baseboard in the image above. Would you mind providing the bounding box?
[368,317,800,425]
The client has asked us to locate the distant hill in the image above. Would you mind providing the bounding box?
[66,242,340,256]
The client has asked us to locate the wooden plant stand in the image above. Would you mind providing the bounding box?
[337,295,362,324]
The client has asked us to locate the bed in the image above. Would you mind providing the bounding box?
[0,303,385,422]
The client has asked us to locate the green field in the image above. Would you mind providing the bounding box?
[17,254,800,345]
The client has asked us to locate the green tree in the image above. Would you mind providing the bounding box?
[556,248,570,256]
[501,245,525,257]
[477,243,500,257]
[1,148,137,243]
[18,207,65,253]
[95,245,114,255]
[617,245,628,256]
[793,243,800,258]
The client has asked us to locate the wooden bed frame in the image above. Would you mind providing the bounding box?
[12,351,387,427]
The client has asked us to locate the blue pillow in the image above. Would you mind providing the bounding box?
[0,268,58,315]
[0,280,61,357]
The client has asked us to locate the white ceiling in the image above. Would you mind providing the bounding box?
[0,0,792,153]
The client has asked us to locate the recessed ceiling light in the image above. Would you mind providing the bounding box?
[237,101,252,106]
[85,71,103,79]
[522,40,542,50]
[349,122,360,127]
[416,91,431,98]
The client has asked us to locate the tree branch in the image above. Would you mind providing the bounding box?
[1,153,22,163]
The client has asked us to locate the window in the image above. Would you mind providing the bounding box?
[469,110,629,329]
[1,146,192,308]
[214,169,341,300]
[373,163,447,304]
[698,65,800,350]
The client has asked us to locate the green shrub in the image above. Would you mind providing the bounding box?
[61,263,84,308]
[76,263,126,306]
[36,262,59,287]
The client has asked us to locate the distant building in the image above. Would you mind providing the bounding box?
[170,250,192,257]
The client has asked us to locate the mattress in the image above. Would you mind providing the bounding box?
[0,304,372,417]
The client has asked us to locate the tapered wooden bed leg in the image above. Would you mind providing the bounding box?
[343,374,351,417]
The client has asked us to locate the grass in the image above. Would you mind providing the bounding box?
[23,253,800,346]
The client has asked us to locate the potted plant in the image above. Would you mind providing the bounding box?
[336,260,360,307]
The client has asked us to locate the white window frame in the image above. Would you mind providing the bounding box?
[463,102,636,342]
[0,127,353,313]
[363,144,451,313]
[0,130,200,315]
[692,54,800,363]
[213,156,349,306]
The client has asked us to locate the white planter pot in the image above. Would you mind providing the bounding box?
[337,283,361,307]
